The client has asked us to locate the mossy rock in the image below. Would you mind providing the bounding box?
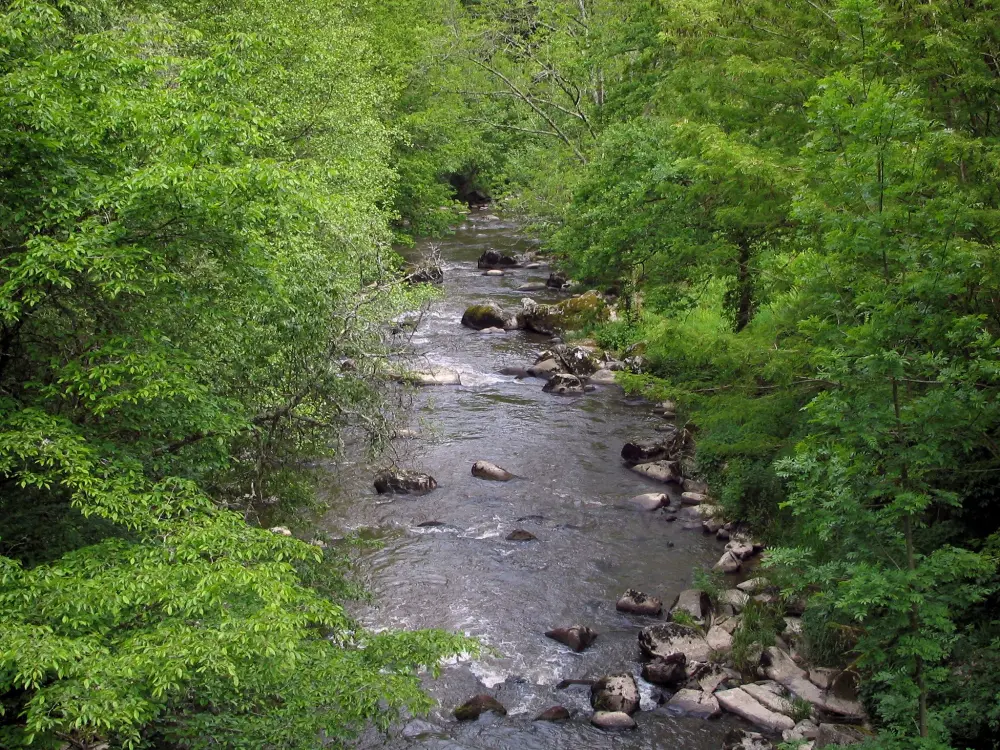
[461,302,508,330]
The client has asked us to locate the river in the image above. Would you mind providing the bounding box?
[321,212,739,749]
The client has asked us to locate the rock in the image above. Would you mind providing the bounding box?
[783,616,804,641]
[629,460,682,484]
[526,357,563,378]
[461,302,509,330]
[816,723,868,746]
[454,694,507,721]
[404,264,444,285]
[717,527,731,540]
[697,663,738,693]
[399,367,462,386]
[617,588,663,616]
[621,439,672,465]
[477,249,518,269]
[763,648,865,719]
[401,719,442,738]
[534,706,570,722]
[714,550,742,574]
[807,668,838,691]
[521,291,610,334]
[506,529,536,541]
[715,615,741,635]
[542,372,584,394]
[670,589,711,624]
[642,653,687,687]
[589,368,617,385]
[546,271,568,289]
[590,673,640,715]
[483,269,504,276]
[724,729,775,750]
[417,521,446,527]
[720,589,751,612]
[726,540,756,559]
[477,326,505,335]
[590,711,636,730]
[471,460,514,481]
[665,689,721,719]
[545,625,598,652]
[268,526,292,536]
[639,622,712,662]
[374,469,437,495]
[680,491,709,505]
[525,262,543,269]
[742,681,796,718]
[652,399,676,417]
[703,517,724,534]
[517,282,548,292]
[716,688,796,732]
[706,625,734,653]
[682,478,709,494]
[626,492,668,511]
[783,719,820,742]
[738,577,769,593]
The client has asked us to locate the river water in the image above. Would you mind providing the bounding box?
[321,212,738,749]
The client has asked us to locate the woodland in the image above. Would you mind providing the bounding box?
[1,1,999,749]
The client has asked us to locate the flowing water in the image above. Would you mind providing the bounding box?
[321,212,739,749]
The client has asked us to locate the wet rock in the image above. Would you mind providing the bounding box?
[629,460,682,484]
[617,588,663,616]
[706,625,734,654]
[477,249,518,269]
[681,491,709,505]
[526,356,563,379]
[621,439,672,465]
[525,262,543,269]
[545,625,598,652]
[703,517,724,534]
[461,302,509,330]
[816,723,868,746]
[590,711,636,730]
[454,694,507,721]
[542,372,585,394]
[401,719,443,738]
[517,282,548,292]
[639,622,712,663]
[724,729,775,750]
[546,271,568,289]
[590,673,640,715]
[665,688,721,719]
[521,291,610,334]
[727,540,756,560]
[399,367,462,386]
[471,460,514,481]
[477,326,505,334]
[268,526,292,536]
[483,269,504,276]
[589,368,617,385]
[714,550,743,574]
[374,469,437,495]
[717,527,732,540]
[506,529,537,541]
[417,520,446,527]
[717,688,796,732]
[556,678,595,689]
[534,706,570,722]
[670,589,711,624]
[626,492,668,511]
[642,653,687,687]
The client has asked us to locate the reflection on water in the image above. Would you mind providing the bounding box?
[320,212,739,749]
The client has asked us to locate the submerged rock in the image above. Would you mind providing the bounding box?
[590,673,640,715]
[590,711,636,730]
[373,469,437,495]
[545,625,598,652]
[534,706,570,722]
[506,529,537,541]
[471,460,514,481]
[626,492,668,511]
[454,694,507,721]
[616,588,663,616]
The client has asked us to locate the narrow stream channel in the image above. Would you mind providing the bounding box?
[321,212,741,749]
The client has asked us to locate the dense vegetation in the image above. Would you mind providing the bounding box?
[435,0,1000,747]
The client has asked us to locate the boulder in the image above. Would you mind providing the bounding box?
[703,517,724,534]
[737,577,769,593]
[626,492,668,511]
[742,681,796,718]
[720,589,751,612]
[454,694,506,721]
[517,282,548,292]
[682,478,709,494]
[546,271,568,289]
[521,291,610,334]
[706,625,734,653]
[763,648,865,719]
[717,527,732,540]
[462,302,509,330]
[639,622,712,662]
[545,625,598,652]
[727,540,756,560]
[670,589,711,624]
[477,249,518,269]
[783,719,820,743]
[506,529,536,541]
[681,492,709,505]
[589,368,617,384]
[477,327,506,335]
[526,357,563,379]
[590,673,640,715]
[542,372,585,395]
[471,460,514,481]
[724,729,775,750]
[716,688,796,733]
[617,588,663,616]
[816,723,868,747]
[665,689,721,719]
[590,711,636,730]
[629,460,682,484]
[621,439,671,465]
[534,706,570,722]
[374,469,437,495]
[714,550,742,574]
[642,653,687,687]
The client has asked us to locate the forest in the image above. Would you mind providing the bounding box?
[1,0,999,749]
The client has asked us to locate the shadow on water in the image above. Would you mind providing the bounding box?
[319,211,741,749]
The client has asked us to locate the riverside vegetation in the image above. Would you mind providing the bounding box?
[2,1,999,750]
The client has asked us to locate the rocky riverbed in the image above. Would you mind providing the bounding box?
[317,211,867,750]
